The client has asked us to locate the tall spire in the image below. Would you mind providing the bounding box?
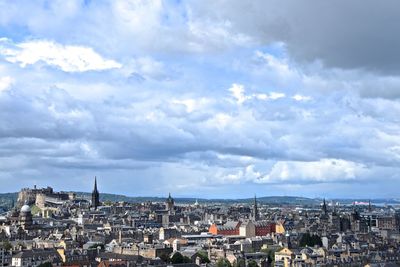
[322,198,328,215]
[253,194,259,221]
[91,176,100,210]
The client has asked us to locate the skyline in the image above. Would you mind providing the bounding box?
[1,1,400,198]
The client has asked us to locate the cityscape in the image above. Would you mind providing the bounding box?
[0,179,400,266]
[1,0,400,266]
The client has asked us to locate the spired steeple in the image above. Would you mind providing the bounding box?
[322,198,328,215]
[253,194,259,221]
[91,176,100,210]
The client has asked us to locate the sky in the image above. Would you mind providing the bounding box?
[0,0,400,199]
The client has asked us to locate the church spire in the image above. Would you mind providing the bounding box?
[91,176,100,210]
[322,198,328,215]
[253,194,259,221]
[94,176,98,192]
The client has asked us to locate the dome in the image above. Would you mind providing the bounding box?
[21,204,31,213]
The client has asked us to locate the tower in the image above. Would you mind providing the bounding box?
[322,198,328,215]
[253,194,259,221]
[91,177,100,210]
[19,202,33,230]
[166,193,175,215]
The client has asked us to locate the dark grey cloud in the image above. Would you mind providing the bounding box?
[190,0,400,73]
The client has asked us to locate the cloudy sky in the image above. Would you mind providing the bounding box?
[0,0,400,198]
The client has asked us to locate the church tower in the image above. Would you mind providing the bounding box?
[322,198,328,215]
[253,194,259,221]
[166,193,175,215]
[91,177,100,210]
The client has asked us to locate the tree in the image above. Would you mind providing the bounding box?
[260,248,275,263]
[216,257,232,267]
[170,252,192,264]
[299,233,322,247]
[37,263,52,267]
[1,240,12,251]
[248,260,258,267]
[103,200,113,206]
[233,258,245,267]
[196,250,210,263]
[159,252,171,263]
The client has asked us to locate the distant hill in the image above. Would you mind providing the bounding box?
[1,191,399,210]
[0,192,18,211]
[0,191,318,207]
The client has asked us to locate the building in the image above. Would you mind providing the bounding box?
[274,247,294,266]
[92,177,100,210]
[209,221,241,235]
[12,249,62,267]
[253,195,259,221]
[0,243,12,267]
[165,193,174,215]
[209,221,275,237]
[17,186,69,208]
[254,221,276,236]
[239,221,256,237]
[19,204,33,230]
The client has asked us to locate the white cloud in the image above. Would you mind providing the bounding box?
[229,83,247,104]
[229,83,285,104]
[0,40,121,72]
[0,76,13,92]
[292,94,312,101]
[214,165,262,184]
[123,56,171,81]
[269,92,286,100]
[256,159,367,184]
[171,98,212,113]
[254,50,293,77]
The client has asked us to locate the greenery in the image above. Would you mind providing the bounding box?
[170,252,192,264]
[233,258,245,267]
[0,240,12,250]
[159,253,171,263]
[299,233,322,247]
[30,204,41,216]
[37,262,52,267]
[260,248,276,263]
[248,260,258,267]
[196,250,210,263]
[103,200,113,206]
[216,258,232,267]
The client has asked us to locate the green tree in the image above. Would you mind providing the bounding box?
[37,263,52,267]
[248,260,258,267]
[1,240,12,251]
[260,248,275,263]
[233,258,245,267]
[170,252,192,264]
[196,250,210,263]
[299,233,322,247]
[159,252,171,263]
[103,200,113,206]
[216,258,232,267]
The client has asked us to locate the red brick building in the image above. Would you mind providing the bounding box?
[209,221,241,235]
[209,221,276,236]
